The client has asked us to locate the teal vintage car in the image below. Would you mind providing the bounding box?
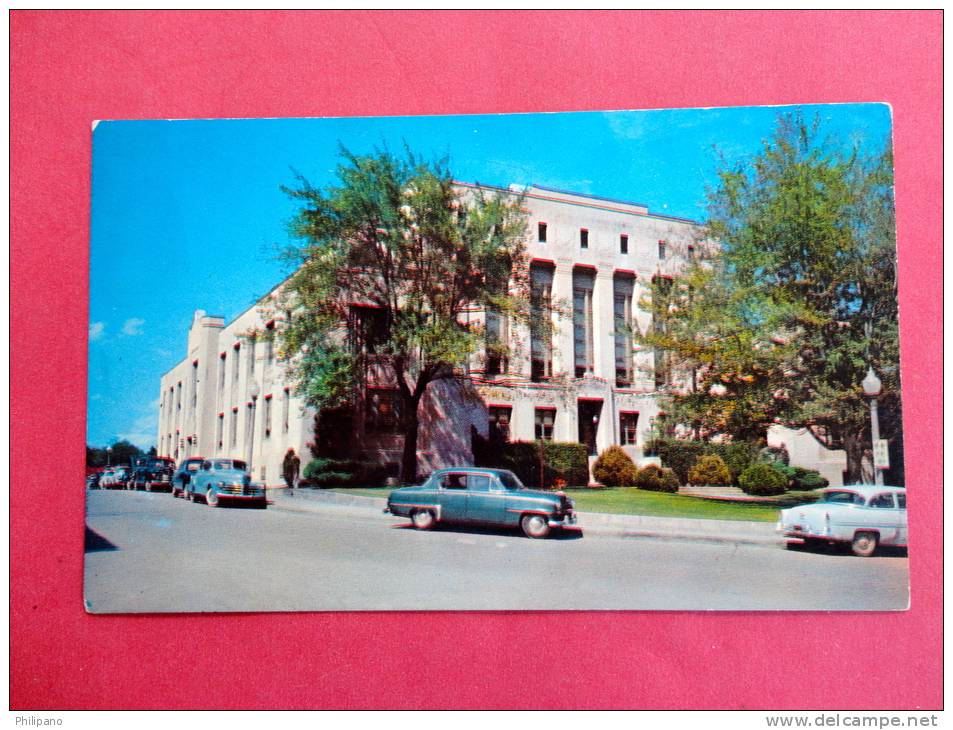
[384,467,576,538]
[185,458,266,508]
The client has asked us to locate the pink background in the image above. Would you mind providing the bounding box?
[11,11,942,709]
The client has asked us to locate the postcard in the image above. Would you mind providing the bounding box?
[84,104,908,612]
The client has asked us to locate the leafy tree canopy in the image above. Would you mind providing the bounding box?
[273,147,532,481]
[643,111,900,483]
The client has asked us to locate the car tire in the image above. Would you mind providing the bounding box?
[521,513,551,539]
[206,489,219,508]
[851,531,878,557]
[411,510,435,530]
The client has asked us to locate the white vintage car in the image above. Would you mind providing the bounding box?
[778,485,907,557]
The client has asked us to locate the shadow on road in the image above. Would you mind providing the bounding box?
[390,522,584,541]
[85,526,118,553]
[785,540,908,559]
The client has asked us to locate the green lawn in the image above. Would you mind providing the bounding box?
[327,486,819,522]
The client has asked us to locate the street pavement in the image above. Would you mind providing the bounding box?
[84,489,909,613]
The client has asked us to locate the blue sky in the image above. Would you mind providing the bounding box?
[88,103,892,449]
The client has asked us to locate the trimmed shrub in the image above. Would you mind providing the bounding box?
[739,462,788,496]
[688,454,732,486]
[473,432,589,489]
[634,464,680,493]
[592,446,638,487]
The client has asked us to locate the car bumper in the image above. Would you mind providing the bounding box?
[548,514,577,528]
[217,492,266,501]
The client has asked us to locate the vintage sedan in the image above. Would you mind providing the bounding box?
[171,457,205,498]
[384,467,576,538]
[185,458,266,508]
[132,457,176,491]
[778,485,907,557]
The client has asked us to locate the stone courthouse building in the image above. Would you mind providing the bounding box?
[158,184,847,488]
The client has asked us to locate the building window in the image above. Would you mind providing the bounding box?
[534,408,555,441]
[485,310,509,376]
[529,263,554,381]
[217,413,224,451]
[247,339,256,376]
[282,387,291,434]
[353,305,388,354]
[572,268,595,378]
[488,406,512,443]
[219,353,226,395]
[191,361,198,409]
[687,244,695,259]
[538,222,547,243]
[245,403,254,455]
[230,407,238,448]
[653,276,673,388]
[176,382,182,411]
[580,228,589,249]
[620,412,639,446]
[263,395,272,438]
[614,274,635,387]
[620,234,628,254]
[366,389,401,433]
[232,342,241,387]
[658,240,667,261]
[265,322,275,368]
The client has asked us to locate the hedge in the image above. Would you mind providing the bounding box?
[473,433,589,489]
[771,463,829,491]
[738,462,788,496]
[645,438,758,486]
[592,446,638,487]
[302,458,392,488]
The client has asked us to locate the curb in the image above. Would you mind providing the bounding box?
[268,489,783,547]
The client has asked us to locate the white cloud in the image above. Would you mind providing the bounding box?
[121,318,145,336]
[117,432,157,450]
[89,322,105,341]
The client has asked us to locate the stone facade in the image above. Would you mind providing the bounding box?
[158,183,847,486]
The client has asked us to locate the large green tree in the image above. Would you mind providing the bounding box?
[275,148,531,482]
[643,112,901,483]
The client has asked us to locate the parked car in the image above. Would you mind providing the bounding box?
[86,471,103,489]
[132,457,176,491]
[185,458,266,508]
[384,467,576,538]
[100,466,131,489]
[778,485,907,557]
[171,457,205,498]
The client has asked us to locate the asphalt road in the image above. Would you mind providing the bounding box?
[84,490,909,612]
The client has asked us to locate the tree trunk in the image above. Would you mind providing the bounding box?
[842,430,867,484]
[399,411,420,485]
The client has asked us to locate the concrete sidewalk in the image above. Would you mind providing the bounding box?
[267,487,782,547]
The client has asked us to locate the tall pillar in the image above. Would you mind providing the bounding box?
[592,265,616,381]
[550,258,575,377]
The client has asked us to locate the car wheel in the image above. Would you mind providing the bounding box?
[851,531,878,557]
[411,510,435,530]
[521,513,551,539]
[206,489,219,508]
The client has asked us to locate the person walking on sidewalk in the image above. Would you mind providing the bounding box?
[283,448,301,493]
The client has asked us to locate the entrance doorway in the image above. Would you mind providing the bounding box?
[577,399,603,455]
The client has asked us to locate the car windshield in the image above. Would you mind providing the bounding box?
[820,490,865,505]
[148,460,171,469]
[497,471,526,491]
[213,459,246,471]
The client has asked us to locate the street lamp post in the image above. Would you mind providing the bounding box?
[861,366,884,486]
[106,446,113,467]
[247,380,261,475]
